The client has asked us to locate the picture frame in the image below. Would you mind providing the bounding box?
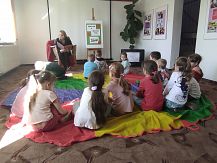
[204,0,217,39]
[153,5,168,40]
[85,20,103,48]
[143,10,154,40]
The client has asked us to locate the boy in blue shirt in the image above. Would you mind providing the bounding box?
[84,54,98,78]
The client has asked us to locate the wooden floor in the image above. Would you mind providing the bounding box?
[0,65,217,163]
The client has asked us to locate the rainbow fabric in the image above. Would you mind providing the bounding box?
[4,73,215,147]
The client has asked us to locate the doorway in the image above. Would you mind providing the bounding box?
[179,0,201,57]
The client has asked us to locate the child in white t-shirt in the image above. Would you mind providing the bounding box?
[74,70,109,129]
[163,57,192,110]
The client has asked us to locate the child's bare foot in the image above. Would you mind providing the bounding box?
[60,111,72,123]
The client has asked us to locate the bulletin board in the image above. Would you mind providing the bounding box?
[85,20,103,48]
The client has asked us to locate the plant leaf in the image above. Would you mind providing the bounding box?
[124,4,135,10]
[134,10,142,17]
[132,0,139,4]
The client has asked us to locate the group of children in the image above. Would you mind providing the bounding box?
[83,50,131,78]
[11,50,203,131]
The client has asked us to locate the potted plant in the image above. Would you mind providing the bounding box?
[120,0,143,49]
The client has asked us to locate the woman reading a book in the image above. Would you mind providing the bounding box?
[55,30,73,70]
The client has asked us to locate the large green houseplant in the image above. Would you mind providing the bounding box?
[120,0,143,49]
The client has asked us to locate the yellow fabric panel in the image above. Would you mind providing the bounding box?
[72,73,111,88]
[95,110,183,137]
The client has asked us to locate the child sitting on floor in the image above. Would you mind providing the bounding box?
[188,53,203,82]
[11,69,40,118]
[163,57,192,111]
[106,62,134,115]
[120,52,131,74]
[157,59,170,87]
[25,71,71,132]
[84,54,98,79]
[149,51,161,63]
[94,50,107,73]
[74,70,110,129]
[133,60,164,111]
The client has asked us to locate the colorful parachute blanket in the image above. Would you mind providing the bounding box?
[2,73,215,147]
[5,103,183,147]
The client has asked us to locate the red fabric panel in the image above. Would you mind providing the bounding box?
[5,102,95,147]
[124,73,144,84]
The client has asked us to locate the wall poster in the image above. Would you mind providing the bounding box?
[153,5,168,40]
[143,10,153,40]
[204,0,217,39]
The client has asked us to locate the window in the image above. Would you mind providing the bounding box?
[0,0,16,44]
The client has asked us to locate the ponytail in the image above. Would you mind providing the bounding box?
[109,62,131,96]
[143,60,160,84]
[119,76,131,96]
[176,57,192,81]
[29,90,38,112]
[150,71,160,84]
[19,69,40,88]
[89,71,107,126]
[90,90,106,125]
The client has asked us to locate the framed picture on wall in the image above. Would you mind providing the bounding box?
[143,10,153,40]
[204,0,217,39]
[153,5,168,40]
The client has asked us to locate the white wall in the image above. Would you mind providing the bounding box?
[13,0,131,63]
[0,45,20,74]
[195,0,217,81]
[111,1,131,61]
[49,0,110,60]
[14,0,50,64]
[136,0,183,68]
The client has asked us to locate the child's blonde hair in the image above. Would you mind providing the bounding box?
[19,69,40,88]
[109,62,131,96]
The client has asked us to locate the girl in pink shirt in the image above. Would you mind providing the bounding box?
[106,62,134,115]
[133,60,163,111]
[25,71,71,132]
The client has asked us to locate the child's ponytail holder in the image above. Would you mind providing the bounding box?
[91,86,97,91]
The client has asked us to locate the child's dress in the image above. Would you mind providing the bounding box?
[74,87,108,129]
[106,81,134,114]
[121,60,131,74]
[94,57,107,73]
[136,76,163,111]
[163,72,190,108]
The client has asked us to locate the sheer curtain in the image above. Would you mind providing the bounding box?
[0,0,16,44]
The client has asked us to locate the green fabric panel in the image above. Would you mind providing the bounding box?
[55,77,87,90]
[164,95,213,122]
